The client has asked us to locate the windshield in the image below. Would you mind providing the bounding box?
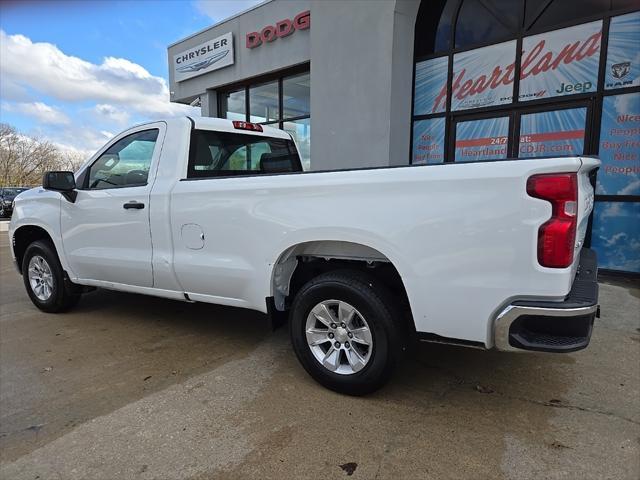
[1,187,28,199]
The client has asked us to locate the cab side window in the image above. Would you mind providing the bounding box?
[86,129,159,189]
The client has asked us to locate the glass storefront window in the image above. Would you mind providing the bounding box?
[451,40,516,111]
[283,118,310,171]
[414,0,457,56]
[519,21,602,102]
[412,2,640,273]
[221,89,245,121]
[414,56,448,115]
[455,0,518,48]
[526,0,608,32]
[597,92,640,195]
[455,116,509,161]
[220,69,311,169]
[412,118,446,164]
[605,11,640,90]
[249,81,279,123]
[519,107,586,158]
[283,73,310,119]
[590,202,640,273]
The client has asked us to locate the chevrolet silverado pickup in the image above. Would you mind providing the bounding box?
[9,117,600,394]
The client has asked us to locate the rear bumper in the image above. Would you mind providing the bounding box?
[494,248,599,353]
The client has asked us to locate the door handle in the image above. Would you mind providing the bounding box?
[123,201,145,210]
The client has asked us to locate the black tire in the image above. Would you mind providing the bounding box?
[289,270,404,395]
[22,240,80,313]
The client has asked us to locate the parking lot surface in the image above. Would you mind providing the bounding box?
[1,232,639,479]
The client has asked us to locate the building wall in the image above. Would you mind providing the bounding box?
[168,0,421,171]
[309,0,419,169]
[167,0,311,104]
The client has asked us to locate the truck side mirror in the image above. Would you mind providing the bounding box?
[43,171,77,202]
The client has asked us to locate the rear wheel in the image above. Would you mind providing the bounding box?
[22,240,80,313]
[289,270,403,395]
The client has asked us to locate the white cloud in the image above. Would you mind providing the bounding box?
[618,178,640,195]
[94,104,130,125]
[51,141,95,164]
[0,77,30,101]
[604,232,627,247]
[3,101,70,125]
[0,30,203,155]
[600,202,623,219]
[0,30,196,118]
[55,127,115,156]
[194,0,264,21]
[613,91,638,116]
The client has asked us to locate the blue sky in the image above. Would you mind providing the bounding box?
[0,0,261,156]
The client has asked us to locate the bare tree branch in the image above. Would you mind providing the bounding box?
[0,123,86,187]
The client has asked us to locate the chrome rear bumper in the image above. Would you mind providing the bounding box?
[493,248,599,353]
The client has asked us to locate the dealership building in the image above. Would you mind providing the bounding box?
[168,0,640,274]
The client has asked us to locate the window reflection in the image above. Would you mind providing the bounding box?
[455,0,518,48]
[283,118,311,170]
[283,73,310,118]
[221,89,245,121]
[249,81,279,123]
[219,70,311,168]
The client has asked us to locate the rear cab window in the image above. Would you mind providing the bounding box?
[187,129,302,178]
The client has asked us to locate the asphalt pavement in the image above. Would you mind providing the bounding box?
[0,231,639,479]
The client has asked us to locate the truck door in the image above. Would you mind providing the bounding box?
[61,124,165,287]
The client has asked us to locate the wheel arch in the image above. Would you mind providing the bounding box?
[269,240,415,331]
[12,224,57,274]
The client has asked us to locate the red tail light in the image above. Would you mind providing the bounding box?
[527,173,578,268]
[232,121,263,132]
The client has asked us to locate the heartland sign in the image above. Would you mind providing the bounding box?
[173,32,234,82]
[246,10,310,49]
[419,20,603,113]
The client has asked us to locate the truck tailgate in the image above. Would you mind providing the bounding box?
[574,157,599,270]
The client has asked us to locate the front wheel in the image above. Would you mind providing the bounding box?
[22,240,80,313]
[289,270,403,395]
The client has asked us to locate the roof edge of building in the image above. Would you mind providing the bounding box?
[168,0,275,49]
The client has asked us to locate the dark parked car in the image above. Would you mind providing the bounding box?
[0,187,29,218]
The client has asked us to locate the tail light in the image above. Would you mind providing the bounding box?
[232,121,263,132]
[527,173,578,268]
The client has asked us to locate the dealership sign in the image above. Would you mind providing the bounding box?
[519,21,601,101]
[418,21,604,113]
[173,32,234,82]
[414,56,448,115]
[449,40,517,111]
[246,10,310,49]
[605,11,640,90]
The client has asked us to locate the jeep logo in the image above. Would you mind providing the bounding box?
[555,81,593,94]
[246,11,310,49]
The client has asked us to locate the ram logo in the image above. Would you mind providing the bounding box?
[176,50,229,73]
[611,62,630,79]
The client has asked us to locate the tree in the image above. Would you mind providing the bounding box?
[59,150,87,173]
[0,123,83,187]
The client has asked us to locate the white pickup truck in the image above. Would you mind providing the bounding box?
[9,117,600,394]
